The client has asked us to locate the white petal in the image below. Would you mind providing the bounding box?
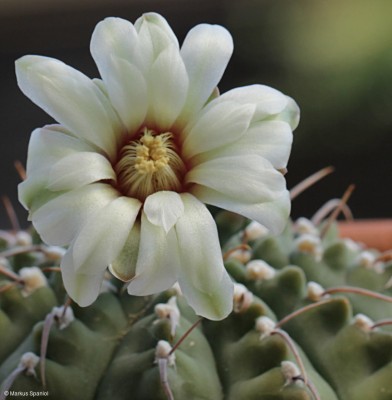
[19,176,61,215]
[186,155,286,202]
[47,152,116,191]
[147,45,189,129]
[179,24,233,119]
[97,57,148,133]
[181,101,255,158]
[31,183,119,246]
[135,13,179,65]
[216,84,289,122]
[15,56,122,159]
[92,78,109,96]
[144,191,184,233]
[127,212,179,295]
[109,221,140,282]
[90,19,148,132]
[178,270,234,321]
[213,85,300,130]
[175,194,233,320]
[73,196,142,273]
[91,17,146,74]
[19,125,96,211]
[196,120,293,170]
[25,125,95,174]
[135,13,179,49]
[61,250,105,307]
[192,185,291,234]
[269,96,300,130]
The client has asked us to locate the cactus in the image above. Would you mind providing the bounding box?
[8,11,391,399]
[0,206,391,400]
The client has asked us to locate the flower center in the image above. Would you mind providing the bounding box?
[115,128,186,201]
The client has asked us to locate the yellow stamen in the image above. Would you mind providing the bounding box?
[115,128,186,201]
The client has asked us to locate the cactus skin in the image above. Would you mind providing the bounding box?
[96,314,222,400]
[0,213,391,400]
[0,286,57,362]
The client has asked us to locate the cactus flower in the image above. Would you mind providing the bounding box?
[16,13,299,320]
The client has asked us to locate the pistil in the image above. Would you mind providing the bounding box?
[115,128,186,201]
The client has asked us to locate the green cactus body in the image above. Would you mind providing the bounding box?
[0,286,57,362]
[0,214,391,400]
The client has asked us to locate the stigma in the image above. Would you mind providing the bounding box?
[115,128,186,201]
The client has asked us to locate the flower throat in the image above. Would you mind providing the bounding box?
[115,128,186,201]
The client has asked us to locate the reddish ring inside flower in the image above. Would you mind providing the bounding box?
[115,127,187,201]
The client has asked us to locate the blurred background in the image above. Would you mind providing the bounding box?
[1,0,391,228]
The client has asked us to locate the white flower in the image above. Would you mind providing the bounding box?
[16,13,299,320]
